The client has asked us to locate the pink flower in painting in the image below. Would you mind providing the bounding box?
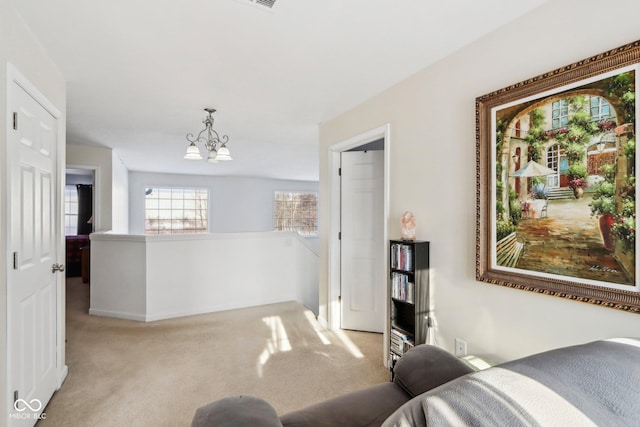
[569,178,587,189]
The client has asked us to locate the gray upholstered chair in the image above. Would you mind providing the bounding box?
[192,344,474,427]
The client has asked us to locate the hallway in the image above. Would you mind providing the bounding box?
[38,279,387,426]
[515,195,634,286]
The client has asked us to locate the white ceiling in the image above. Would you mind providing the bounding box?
[14,0,550,181]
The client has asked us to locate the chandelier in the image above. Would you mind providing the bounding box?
[184,108,232,162]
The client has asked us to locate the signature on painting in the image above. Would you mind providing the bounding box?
[589,265,619,274]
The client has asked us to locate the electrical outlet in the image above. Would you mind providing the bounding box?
[455,338,467,357]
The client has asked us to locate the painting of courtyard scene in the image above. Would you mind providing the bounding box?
[494,68,637,288]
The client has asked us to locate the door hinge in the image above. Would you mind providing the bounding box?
[338,167,341,176]
[14,390,18,406]
[13,112,18,130]
[13,252,18,270]
[338,231,341,240]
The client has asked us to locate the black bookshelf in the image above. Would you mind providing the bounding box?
[389,240,430,363]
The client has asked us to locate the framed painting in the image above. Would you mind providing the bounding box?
[476,40,640,313]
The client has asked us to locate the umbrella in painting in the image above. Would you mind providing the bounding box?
[510,160,555,220]
[510,160,557,177]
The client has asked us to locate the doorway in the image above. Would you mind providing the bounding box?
[328,124,390,363]
[64,169,94,281]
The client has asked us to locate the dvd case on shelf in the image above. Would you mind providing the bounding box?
[390,243,414,271]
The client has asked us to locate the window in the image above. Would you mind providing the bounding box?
[552,99,569,129]
[145,187,208,234]
[274,192,318,236]
[546,144,564,188]
[590,96,612,121]
[65,185,78,236]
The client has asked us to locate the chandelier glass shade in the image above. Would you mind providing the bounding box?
[184,108,232,162]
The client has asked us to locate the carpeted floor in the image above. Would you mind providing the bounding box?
[38,277,388,426]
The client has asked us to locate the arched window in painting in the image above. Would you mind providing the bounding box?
[515,120,521,138]
[552,99,569,129]
[590,96,613,122]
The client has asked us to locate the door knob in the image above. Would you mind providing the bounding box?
[51,263,65,273]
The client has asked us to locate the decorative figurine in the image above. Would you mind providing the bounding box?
[401,211,416,241]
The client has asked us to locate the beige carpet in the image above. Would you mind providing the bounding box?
[38,277,388,426]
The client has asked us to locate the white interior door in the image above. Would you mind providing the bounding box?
[8,81,60,425]
[340,150,384,332]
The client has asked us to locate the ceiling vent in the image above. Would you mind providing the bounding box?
[255,0,276,8]
[241,0,276,9]
[232,0,277,12]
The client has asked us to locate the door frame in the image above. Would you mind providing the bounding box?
[6,64,68,421]
[327,124,390,363]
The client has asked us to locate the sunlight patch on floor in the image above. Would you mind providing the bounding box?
[335,330,364,358]
[257,316,292,377]
[304,310,331,345]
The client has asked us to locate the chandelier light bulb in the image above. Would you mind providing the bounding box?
[184,142,203,160]
[216,146,232,161]
[207,150,219,163]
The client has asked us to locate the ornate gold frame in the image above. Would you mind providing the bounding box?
[476,40,640,313]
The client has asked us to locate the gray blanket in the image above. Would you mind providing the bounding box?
[383,338,640,426]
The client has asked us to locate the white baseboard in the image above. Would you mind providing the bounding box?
[145,298,297,322]
[317,315,328,329]
[57,365,69,390]
[89,308,147,322]
[90,298,298,322]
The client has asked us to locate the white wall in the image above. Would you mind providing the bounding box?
[0,0,67,419]
[112,152,129,233]
[128,171,319,250]
[319,0,640,363]
[90,235,147,319]
[90,232,319,321]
